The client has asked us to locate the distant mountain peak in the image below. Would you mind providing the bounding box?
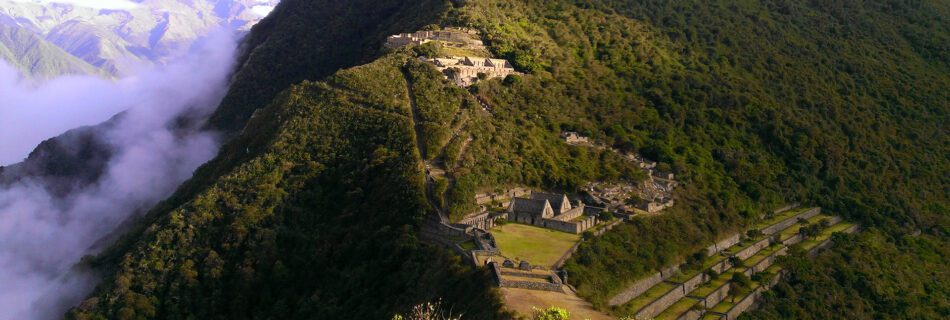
[0,0,281,79]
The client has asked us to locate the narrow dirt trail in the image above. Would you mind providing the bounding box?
[403,70,452,224]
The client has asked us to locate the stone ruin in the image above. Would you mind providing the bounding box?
[507,192,604,234]
[426,56,519,86]
[384,27,519,87]
[385,28,485,50]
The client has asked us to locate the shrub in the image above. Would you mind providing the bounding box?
[533,306,570,320]
[582,231,595,240]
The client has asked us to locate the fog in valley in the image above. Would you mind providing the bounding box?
[0,29,238,319]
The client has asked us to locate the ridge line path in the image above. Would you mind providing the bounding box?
[402,69,452,225]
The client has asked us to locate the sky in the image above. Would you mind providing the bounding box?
[0,29,238,319]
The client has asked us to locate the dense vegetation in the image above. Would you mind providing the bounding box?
[448,0,947,317]
[59,0,947,318]
[745,231,949,319]
[70,55,510,320]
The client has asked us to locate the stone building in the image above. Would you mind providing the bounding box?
[636,197,675,214]
[385,29,485,49]
[427,56,518,86]
[508,192,604,234]
[561,132,590,145]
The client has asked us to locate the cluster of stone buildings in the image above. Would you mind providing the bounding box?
[560,131,678,214]
[561,132,591,145]
[426,56,519,86]
[507,192,604,234]
[384,28,519,87]
[384,28,485,49]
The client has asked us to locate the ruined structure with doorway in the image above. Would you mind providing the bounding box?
[507,192,604,234]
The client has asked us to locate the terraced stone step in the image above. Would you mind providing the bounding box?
[614,209,856,319]
[609,207,823,307]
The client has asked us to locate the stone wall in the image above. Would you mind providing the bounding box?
[711,269,787,320]
[723,287,763,320]
[593,218,624,236]
[475,187,531,205]
[709,258,732,274]
[782,234,803,246]
[824,215,843,226]
[762,203,800,219]
[678,272,709,295]
[635,283,686,320]
[706,234,741,256]
[751,246,788,273]
[660,265,681,278]
[608,272,664,306]
[501,270,555,281]
[499,279,564,292]
[608,265,679,306]
[735,237,771,261]
[553,242,582,269]
[491,262,564,292]
[692,281,731,309]
[541,216,596,234]
[678,308,704,320]
[762,207,820,235]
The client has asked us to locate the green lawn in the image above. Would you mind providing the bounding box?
[690,276,730,298]
[722,237,765,255]
[656,297,701,320]
[491,223,580,267]
[669,268,700,283]
[744,244,783,267]
[800,222,856,250]
[619,281,678,314]
[778,214,835,239]
[711,299,735,313]
[458,240,477,251]
[753,207,812,230]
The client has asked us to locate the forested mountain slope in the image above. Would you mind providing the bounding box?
[0,23,103,80]
[69,55,508,319]
[51,0,950,319]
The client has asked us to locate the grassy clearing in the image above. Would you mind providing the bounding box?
[492,223,580,266]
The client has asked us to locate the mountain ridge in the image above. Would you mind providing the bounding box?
[2,0,946,319]
[0,0,278,78]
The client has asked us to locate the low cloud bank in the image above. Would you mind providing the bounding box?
[0,30,238,319]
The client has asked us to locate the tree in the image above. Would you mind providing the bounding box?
[533,306,569,320]
[503,74,522,86]
[728,256,745,269]
[729,272,752,302]
[746,228,763,239]
[686,250,706,269]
